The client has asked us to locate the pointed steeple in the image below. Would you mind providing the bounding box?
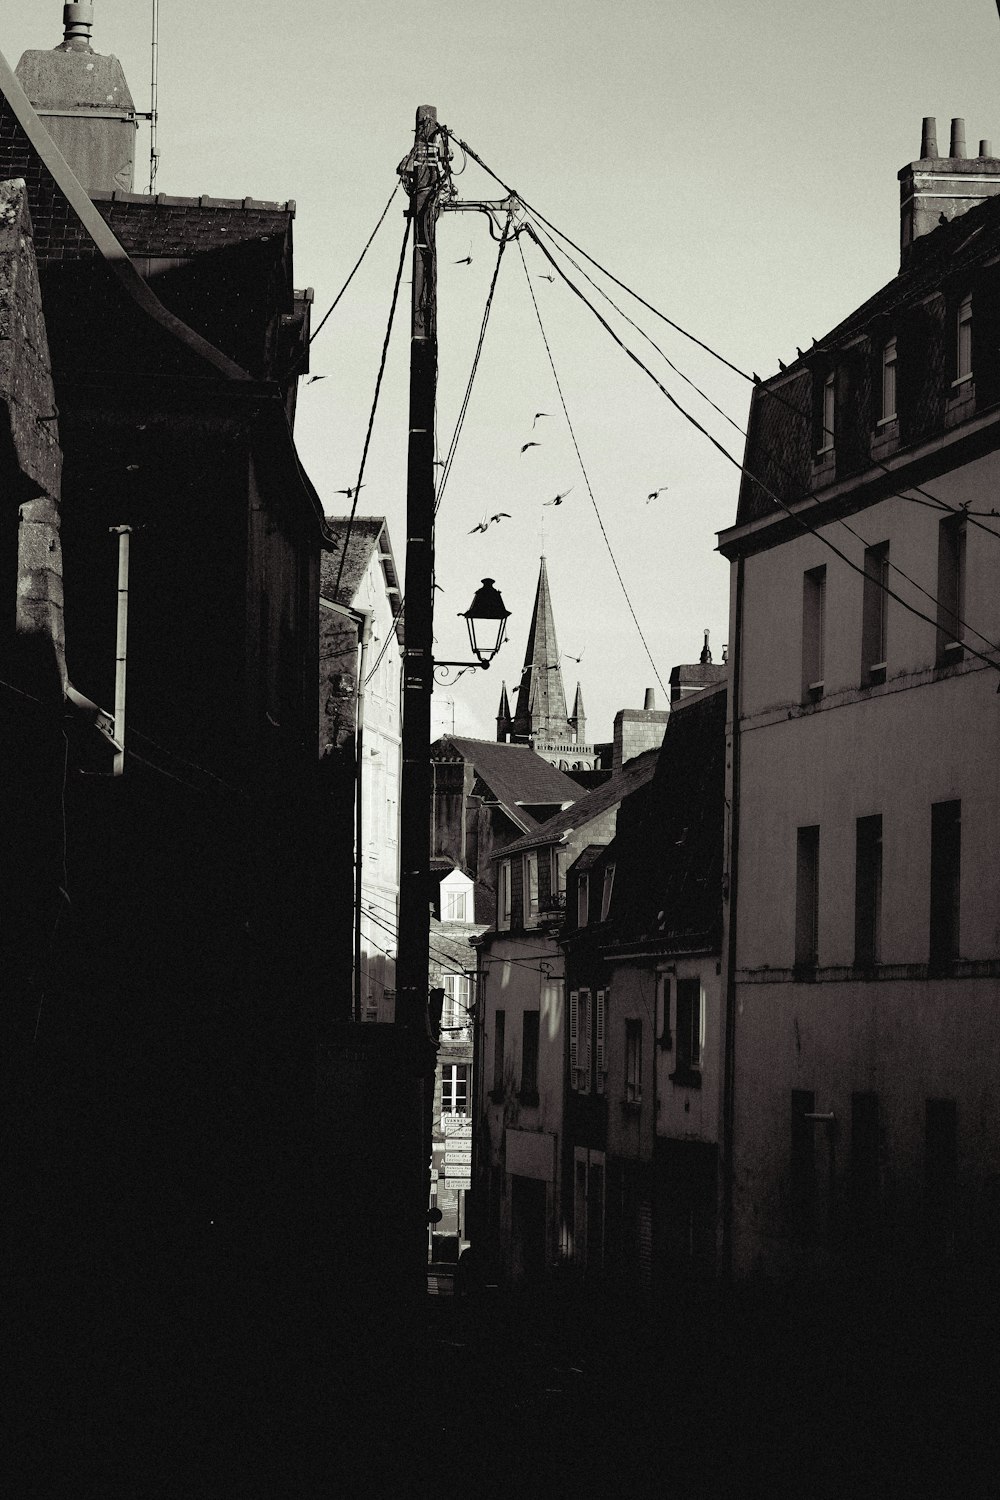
[569,681,586,745]
[509,557,569,743]
[496,681,512,742]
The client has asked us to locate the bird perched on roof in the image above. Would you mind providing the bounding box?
[778,359,787,372]
[646,486,668,502]
[469,513,512,534]
[334,484,367,499]
[544,488,573,506]
[520,441,541,454]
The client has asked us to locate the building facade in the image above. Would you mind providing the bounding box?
[719,118,1000,1283]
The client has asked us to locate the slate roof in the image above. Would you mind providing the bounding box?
[435,736,582,829]
[92,190,294,259]
[734,191,1000,528]
[604,682,727,955]
[498,743,661,859]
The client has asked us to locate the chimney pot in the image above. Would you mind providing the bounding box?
[643,688,655,710]
[950,118,967,159]
[921,117,938,158]
[62,2,94,48]
[981,140,993,158]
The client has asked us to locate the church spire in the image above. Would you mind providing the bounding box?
[509,556,569,744]
[496,681,512,742]
[569,681,586,745]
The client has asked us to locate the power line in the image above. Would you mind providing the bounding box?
[523,225,1000,677]
[527,226,999,656]
[289,182,400,375]
[332,213,411,600]
[516,234,669,700]
[435,206,514,517]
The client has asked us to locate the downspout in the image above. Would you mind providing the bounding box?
[110,525,131,776]
[721,553,745,1281]
[354,612,372,1023]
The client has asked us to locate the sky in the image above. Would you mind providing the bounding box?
[6,0,1000,740]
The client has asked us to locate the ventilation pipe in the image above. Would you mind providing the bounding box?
[110,525,131,776]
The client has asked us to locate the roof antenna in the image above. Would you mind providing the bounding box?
[147,0,159,195]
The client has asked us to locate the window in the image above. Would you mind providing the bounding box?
[801,565,826,699]
[956,293,973,384]
[577,872,590,928]
[444,888,468,921]
[441,1063,469,1116]
[929,799,961,970]
[795,825,820,971]
[861,542,889,685]
[816,371,835,455]
[880,336,897,422]
[674,977,702,1079]
[657,973,672,1050]
[624,1019,642,1104]
[600,862,616,921]
[854,815,883,969]
[570,988,591,1092]
[550,845,570,908]
[595,989,607,1093]
[936,515,966,663]
[492,1009,505,1096]
[442,972,470,1030]
[520,1009,540,1100]
[498,860,511,931]
[523,850,540,927]
[790,1090,816,1237]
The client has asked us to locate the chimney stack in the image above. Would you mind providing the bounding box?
[899,115,1000,265]
[643,688,655,710]
[612,692,669,773]
[15,2,137,193]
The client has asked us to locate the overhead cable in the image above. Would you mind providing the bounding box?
[517,233,669,700]
[332,214,412,600]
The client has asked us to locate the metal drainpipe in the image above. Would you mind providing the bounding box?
[354,611,373,1023]
[110,525,131,776]
[721,553,745,1281]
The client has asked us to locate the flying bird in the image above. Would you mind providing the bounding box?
[537,273,555,283]
[306,375,327,384]
[469,512,512,534]
[532,412,551,428]
[544,488,573,507]
[646,486,669,502]
[454,241,473,265]
[563,649,585,664]
[334,484,367,499]
[520,441,541,454]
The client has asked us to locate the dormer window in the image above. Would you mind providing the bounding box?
[955,295,973,385]
[880,336,897,423]
[815,371,835,456]
[577,872,590,928]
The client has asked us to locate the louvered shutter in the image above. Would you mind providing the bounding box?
[596,989,607,1092]
[569,989,579,1087]
[579,989,591,1093]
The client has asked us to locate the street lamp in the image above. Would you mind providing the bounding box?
[434,577,511,683]
[461,578,510,666]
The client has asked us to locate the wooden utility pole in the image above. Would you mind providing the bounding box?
[398,105,442,1040]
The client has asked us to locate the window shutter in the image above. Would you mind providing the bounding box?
[569,989,579,1085]
[596,989,607,1090]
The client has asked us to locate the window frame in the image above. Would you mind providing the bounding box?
[523,849,540,928]
[441,1062,469,1117]
[955,293,973,386]
[498,859,512,932]
[816,371,836,456]
[600,862,616,922]
[624,1018,642,1106]
[879,335,898,424]
[519,1008,540,1102]
[854,814,883,970]
[861,541,890,686]
[929,799,961,971]
[801,565,827,701]
[936,514,967,664]
[795,824,821,973]
[673,976,703,1083]
[577,871,590,928]
[491,1008,506,1099]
